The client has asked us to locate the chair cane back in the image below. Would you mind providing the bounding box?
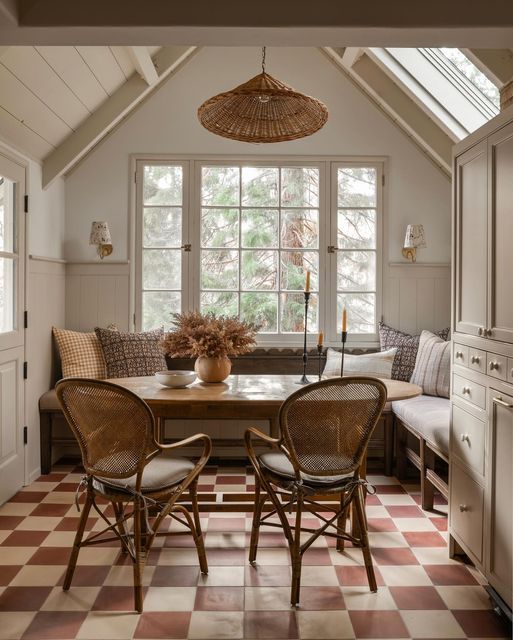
[56,378,212,613]
[245,377,387,606]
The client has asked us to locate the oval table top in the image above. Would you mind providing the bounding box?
[109,374,422,408]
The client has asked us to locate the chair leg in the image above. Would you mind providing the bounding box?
[290,491,303,607]
[336,493,349,552]
[396,420,408,481]
[249,478,265,564]
[112,502,129,554]
[420,440,435,511]
[190,480,208,574]
[132,497,145,613]
[354,485,377,593]
[63,489,93,591]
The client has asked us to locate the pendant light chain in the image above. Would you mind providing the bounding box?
[262,46,266,74]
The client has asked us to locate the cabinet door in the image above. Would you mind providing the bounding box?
[486,390,513,608]
[454,142,488,337]
[489,122,513,344]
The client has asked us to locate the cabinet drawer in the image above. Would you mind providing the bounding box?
[451,404,485,476]
[453,344,469,367]
[450,463,484,563]
[453,374,486,409]
[486,352,507,381]
[468,348,486,374]
[507,358,513,384]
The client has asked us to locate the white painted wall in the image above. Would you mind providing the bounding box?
[65,46,451,265]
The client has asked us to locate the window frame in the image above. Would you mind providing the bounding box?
[132,155,386,347]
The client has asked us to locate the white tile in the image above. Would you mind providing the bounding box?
[365,506,390,518]
[297,610,354,639]
[412,547,459,565]
[40,531,77,546]
[76,612,139,639]
[42,492,76,504]
[401,609,466,638]
[143,586,196,611]
[394,517,437,532]
[104,565,154,587]
[10,565,65,586]
[198,566,245,586]
[15,517,61,531]
[300,565,339,586]
[244,586,291,610]
[329,548,364,566]
[249,548,290,565]
[378,494,417,506]
[0,612,36,640]
[0,547,36,565]
[0,503,35,516]
[41,586,101,611]
[158,548,205,565]
[368,531,408,548]
[341,585,397,610]
[188,611,244,639]
[75,547,120,565]
[379,565,433,586]
[436,585,494,610]
[205,532,246,548]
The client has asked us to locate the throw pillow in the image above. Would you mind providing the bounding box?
[410,330,451,398]
[95,327,166,378]
[378,322,450,382]
[53,327,108,379]
[323,347,397,379]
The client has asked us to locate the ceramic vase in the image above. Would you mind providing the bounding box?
[195,356,232,383]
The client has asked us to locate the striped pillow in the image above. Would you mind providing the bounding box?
[323,347,397,379]
[410,330,450,398]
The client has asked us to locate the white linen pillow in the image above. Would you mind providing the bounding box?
[323,347,397,379]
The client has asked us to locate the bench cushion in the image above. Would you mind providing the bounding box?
[392,395,450,456]
[39,389,60,412]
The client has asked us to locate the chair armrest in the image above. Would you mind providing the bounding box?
[245,426,280,447]
[156,433,212,478]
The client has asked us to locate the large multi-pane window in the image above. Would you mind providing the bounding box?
[136,159,382,343]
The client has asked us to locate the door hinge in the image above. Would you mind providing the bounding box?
[134,171,137,183]
[23,426,28,445]
[24,195,28,213]
[23,362,28,379]
[382,174,385,187]
[24,310,28,329]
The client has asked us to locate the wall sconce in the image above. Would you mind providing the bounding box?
[89,221,113,259]
[402,224,426,262]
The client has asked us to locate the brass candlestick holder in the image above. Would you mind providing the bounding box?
[340,331,347,377]
[297,291,311,385]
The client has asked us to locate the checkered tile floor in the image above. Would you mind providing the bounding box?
[0,462,511,640]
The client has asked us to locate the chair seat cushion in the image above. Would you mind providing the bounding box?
[392,395,450,456]
[39,389,61,411]
[259,452,352,487]
[93,454,195,495]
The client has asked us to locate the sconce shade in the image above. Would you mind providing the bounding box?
[403,224,426,249]
[89,221,112,246]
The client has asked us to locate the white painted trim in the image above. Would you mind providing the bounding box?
[388,261,451,268]
[28,254,67,264]
[127,46,159,85]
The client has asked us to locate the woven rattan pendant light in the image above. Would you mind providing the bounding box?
[198,48,328,143]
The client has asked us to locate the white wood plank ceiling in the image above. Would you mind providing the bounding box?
[0,45,160,159]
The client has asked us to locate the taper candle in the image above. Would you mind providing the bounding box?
[305,270,311,293]
[318,331,324,346]
[342,307,347,332]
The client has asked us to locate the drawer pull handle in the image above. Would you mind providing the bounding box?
[471,355,480,364]
[460,433,470,443]
[486,328,493,337]
[493,396,513,409]
[489,361,500,371]
[459,504,469,512]
[461,386,471,395]
[455,351,464,359]
[478,327,484,336]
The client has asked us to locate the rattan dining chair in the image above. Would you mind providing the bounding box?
[245,377,387,606]
[56,378,212,613]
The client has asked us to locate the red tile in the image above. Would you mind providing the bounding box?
[0,586,52,611]
[207,517,246,532]
[0,515,24,529]
[431,517,448,531]
[54,516,97,531]
[386,505,424,518]
[21,611,87,640]
[194,586,244,610]
[402,531,447,547]
[151,566,200,587]
[216,475,246,484]
[54,482,79,492]
[30,503,72,517]
[35,473,66,482]
[335,565,385,587]
[197,484,215,491]
[0,566,21,586]
[371,547,419,565]
[245,565,291,586]
[27,547,71,565]
[302,547,332,565]
[367,518,398,532]
[298,586,346,610]
[245,532,288,548]
[92,586,141,611]
[424,563,479,585]
[374,485,407,494]
[1,530,49,546]
[10,491,47,503]
[244,610,298,639]
[56,565,109,587]
[134,612,191,639]
[389,585,447,609]
[365,494,382,505]
[453,609,512,638]
[349,610,409,638]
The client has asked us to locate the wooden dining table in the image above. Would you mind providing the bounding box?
[109,374,422,512]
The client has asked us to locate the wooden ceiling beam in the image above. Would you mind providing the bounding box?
[42,46,197,187]
[127,46,158,86]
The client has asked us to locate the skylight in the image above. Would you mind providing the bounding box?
[438,48,500,108]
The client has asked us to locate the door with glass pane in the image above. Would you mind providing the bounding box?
[136,161,189,330]
[330,163,382,340]
[0,155,25,504]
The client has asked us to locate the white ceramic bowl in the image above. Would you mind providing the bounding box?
[155,370,196,388]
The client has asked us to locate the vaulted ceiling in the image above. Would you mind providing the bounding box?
[0,1,512,186]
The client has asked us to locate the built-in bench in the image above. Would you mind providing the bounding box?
[39,347,395,475]
[393,395,450,510]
